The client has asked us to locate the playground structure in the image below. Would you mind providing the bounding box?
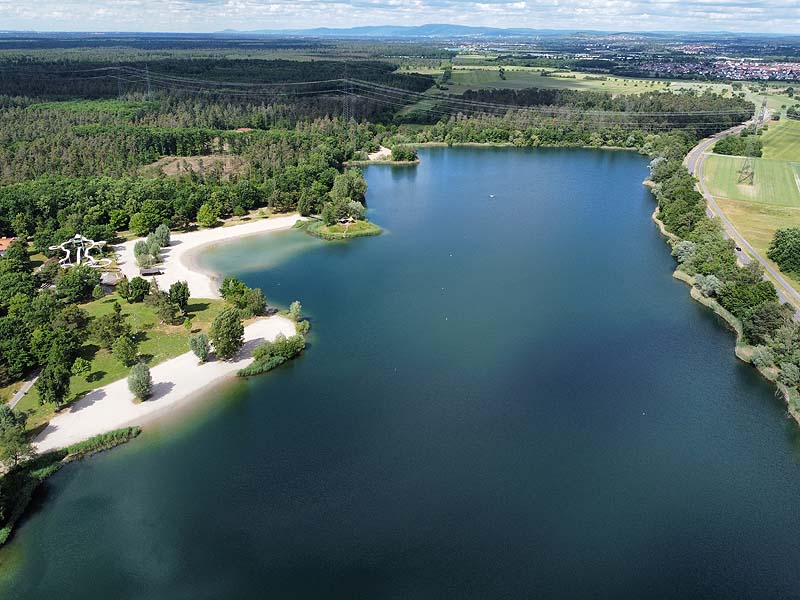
[49,234,112,268]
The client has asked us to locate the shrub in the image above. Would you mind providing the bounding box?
[768,228,800,275]
[252,333,305,363]
[92,284,105,300]
[288,300,302,322]
[133,240,149,258]
[672,240,696,265]
[220,276,266,317]
[779,363,800,388]
[296,320,310,335]
[55,265,100,304]
[209,308,244,360]
[112,336,138,367]
[196,203,220,228]
[126,276,150,303]
[92,311,131,349]
[117,278,130,300]
[239,334,305,377]
[146,235,162,260]
[35,349,72,407]
[71,357,91,377]
[169,281,190,312]
[390,146,418,162]
[694,274,722,297]
[189,333,210,363]
[241,288,266,317]
[136,253,154,268]
[744,301,793,346]
[128,363,152,401]
[717,280,778,320]
[751,346,775,369]
[152,223,171,247]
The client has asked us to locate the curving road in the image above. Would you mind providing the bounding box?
[685,124,800,313]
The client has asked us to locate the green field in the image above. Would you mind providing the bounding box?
[703,154,800,207]
[446,67,670,95]
[15,293,227,432]
[705,116,800,296]
[761,119,800,161]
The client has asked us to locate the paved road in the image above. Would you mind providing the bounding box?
[8,371,39,409]
[685,124,800,313]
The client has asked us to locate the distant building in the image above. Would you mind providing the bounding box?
[0,236,16,257]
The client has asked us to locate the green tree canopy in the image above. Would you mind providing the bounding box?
[209,307,244,361]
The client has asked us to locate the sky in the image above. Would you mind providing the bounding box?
[0,0,798,34]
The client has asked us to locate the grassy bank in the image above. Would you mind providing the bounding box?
[0,427,141,546]
[16,293,226,433]
[296,219,382,240]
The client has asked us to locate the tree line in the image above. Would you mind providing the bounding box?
[649,139,800,397]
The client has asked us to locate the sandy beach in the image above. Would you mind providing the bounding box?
[35,315,298,453]
[117,214,304,299]
[368,146,392,161]
[34,215,306,452]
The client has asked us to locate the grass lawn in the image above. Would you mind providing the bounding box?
[16,292,227,433]
[300,219,382,240]
[703,154,800,207]
[761,119,800,162]
[714,197,800,294]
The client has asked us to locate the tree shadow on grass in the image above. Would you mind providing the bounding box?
[187,301,210,315]
[138,354,154,364]
[79,344,100,361]
[86,370,106,383]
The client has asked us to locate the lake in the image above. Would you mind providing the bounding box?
[4,147,800,598]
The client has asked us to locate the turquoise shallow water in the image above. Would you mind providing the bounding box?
[4,147,800,598]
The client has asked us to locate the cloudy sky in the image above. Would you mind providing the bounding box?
[0,0,797,34]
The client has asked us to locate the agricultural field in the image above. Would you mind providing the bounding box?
[761,119,800,161]
[447,67,668,95]
[399,61,736,97]
[705,114,800,294]
[703,154,800,206]
[397,63,737,117]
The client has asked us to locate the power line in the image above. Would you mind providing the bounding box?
[3,63,752,131]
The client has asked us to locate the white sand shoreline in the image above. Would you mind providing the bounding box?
[34,215,306,452]
[116,213,304,299]
[34,316,297,453]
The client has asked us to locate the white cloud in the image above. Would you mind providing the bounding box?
[0,0,797,33]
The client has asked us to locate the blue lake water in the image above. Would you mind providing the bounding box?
[4,147,800,598]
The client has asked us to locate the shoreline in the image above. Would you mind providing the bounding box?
[35,215,307,452]
[34,315,298,453]
[650,206,800,426]
[117,213,304,299]
[413,141,637,152]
